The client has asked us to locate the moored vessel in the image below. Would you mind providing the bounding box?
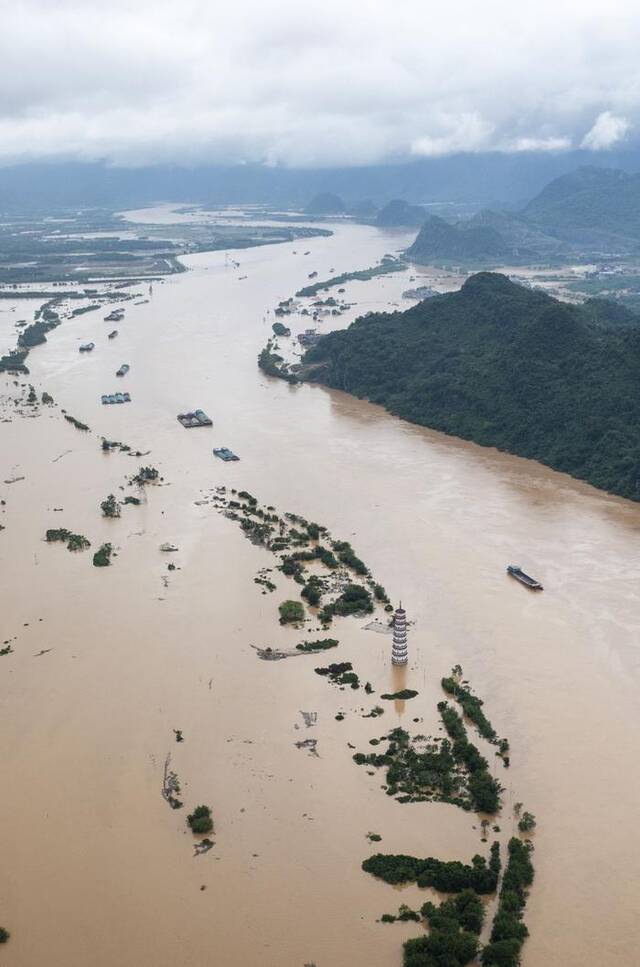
[213,447,240,462]
[507,565,543,591]
[177,409,212,428]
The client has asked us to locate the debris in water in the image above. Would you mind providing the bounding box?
[295,738,319,757]
[194,838,214,856]
[161,754,183,809]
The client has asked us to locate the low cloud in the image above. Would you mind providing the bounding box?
[581,112,630,150]
[0,0,638,167]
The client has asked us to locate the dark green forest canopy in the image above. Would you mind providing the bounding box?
[302,272,640,501]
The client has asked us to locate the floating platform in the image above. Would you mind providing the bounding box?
[507,565,543,591]
[213,447,239,462]
[177,409,212,428]
[116,364,130,377]
[101,392,131,405]
[79,342,95,352]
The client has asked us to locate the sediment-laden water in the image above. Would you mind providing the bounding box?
[1,213,639,966]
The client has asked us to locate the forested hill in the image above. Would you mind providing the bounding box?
[522,166,640,244]
[406,215,511,261]
[301,273,640,501]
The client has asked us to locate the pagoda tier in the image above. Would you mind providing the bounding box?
[391,605,408,665]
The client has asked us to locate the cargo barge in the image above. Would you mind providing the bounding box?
[213,447,239,462]
[177,409,212,428]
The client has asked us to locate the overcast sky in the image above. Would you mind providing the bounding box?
[1,0,638,167]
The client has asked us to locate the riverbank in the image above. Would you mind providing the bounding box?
[1,215,640,967]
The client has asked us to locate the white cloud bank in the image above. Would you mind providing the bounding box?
[0,0,637,166]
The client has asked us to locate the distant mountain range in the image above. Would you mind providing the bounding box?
[301,273,640,501]
[3,151,640,212]
[406,166,640,262]
[302,165,640,262]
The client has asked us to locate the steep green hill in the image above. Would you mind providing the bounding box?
[523,166,640,245]
[407,215,511,262]
[305,192,346,214]
[302,273,640,501]
[375,199,427,227]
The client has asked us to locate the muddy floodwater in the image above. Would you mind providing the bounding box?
[1,212,640,967]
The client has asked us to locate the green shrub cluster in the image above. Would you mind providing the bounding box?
[64,414,89,431]
[380,689,418,700]
[132,466,159,485]
[258,343,299,383]
[381,904,421,924]
[517,811,536,833]
[362,844,499,893]
[438,702,502,813]
[403,889,486,967]
[320,584,373,623]
[295,260,405,298]
[441,675,496,742]
[352,726,464,805]
[481,839,534,967]
[332,540,368,575]
[100,494,120,518]
[18,317,59,348]
[93,543,113,567]
[315,661,359,688]
[278,600,305,624]
[187,804,214,835]
[301,575,324,606]
[296,638,339,652]
[46,528,90,551]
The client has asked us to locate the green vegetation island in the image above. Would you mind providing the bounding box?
[301,272,640,502]
[295,257,405,298]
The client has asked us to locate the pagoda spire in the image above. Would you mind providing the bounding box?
[391,603,408,665]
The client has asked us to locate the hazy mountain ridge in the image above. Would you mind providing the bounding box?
[3,151,640,212]
[406,166,640,261]
[302,273,640,500]
[523,166,640,245]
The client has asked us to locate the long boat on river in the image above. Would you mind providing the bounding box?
[507,565,543,591]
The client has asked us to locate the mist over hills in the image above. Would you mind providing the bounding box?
[406,166,640,262]
[3,149,640,212]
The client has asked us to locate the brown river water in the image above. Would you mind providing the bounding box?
[1,212,639,966]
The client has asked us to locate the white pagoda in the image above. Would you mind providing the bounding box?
[391,604,408,665]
